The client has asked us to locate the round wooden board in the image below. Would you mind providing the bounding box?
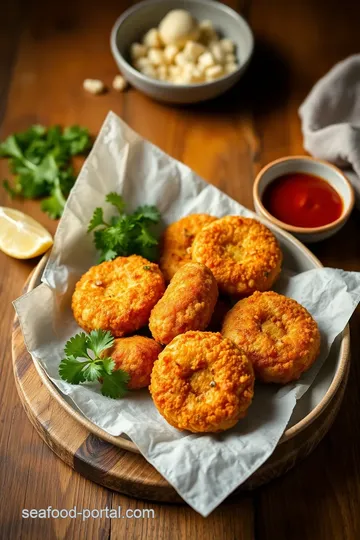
[12,267,350,504]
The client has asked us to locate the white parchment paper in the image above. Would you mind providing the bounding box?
[14,112,360,516]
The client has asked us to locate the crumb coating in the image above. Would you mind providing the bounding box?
[72,255,165,337]
[105,336,162,389]
[149,262,218,344]
[222,291,321,383]
[150,331,254,432]
[191,216,282,296]
[160,213,217,282]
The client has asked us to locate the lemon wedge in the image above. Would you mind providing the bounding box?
[0,207,53,259]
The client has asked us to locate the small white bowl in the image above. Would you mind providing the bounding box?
[110,0,254,104]
[253,156,355,243]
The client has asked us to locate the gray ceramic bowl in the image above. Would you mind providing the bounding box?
[110,0,254,104]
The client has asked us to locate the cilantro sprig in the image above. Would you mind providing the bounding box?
[0,125,92,219]
[59,329,130,399]
[88,192,161,263]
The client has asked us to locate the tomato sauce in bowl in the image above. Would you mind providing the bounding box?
[262,173,343,229]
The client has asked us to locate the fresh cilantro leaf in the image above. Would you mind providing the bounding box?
[136,225,158,247]
[41,176,66,218]
[81,361,104,382]
[41,191,65,219]
[102,249,118,262]
[93,229,108,252]
[88,194,161,263]
[63,125,86,140]
[59,356,88,384]
[9,157,35,176]
[59,329,129,400]
[106,192,126,214]
[16,125,46,150]
[110,215,120,226]
[133,205,161,223]
[101,226,122,250]
[19,172,49,199]
[0,124,92,219]
[103,221,132,252]
[101,370,130,399]
[35,154,59,184]
[24,139,49,165]
[88,207,106,232]
[88,329,114,357]
[0,135,23,160]
[62,126,92,155]
[46,125,63,148]
[64,332,90,359]
[59,167,76,197]
[102,357,116,375]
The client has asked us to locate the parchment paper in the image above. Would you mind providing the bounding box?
[14,112,360,516]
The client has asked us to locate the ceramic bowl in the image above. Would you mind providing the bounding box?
[253,156,355,243]
[110,0,254,104]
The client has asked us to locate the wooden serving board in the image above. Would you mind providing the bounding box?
[12,267,349,503]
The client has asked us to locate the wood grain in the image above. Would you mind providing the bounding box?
[1,0,360,538]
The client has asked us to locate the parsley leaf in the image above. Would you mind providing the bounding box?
[0,125,92,219]
[88,194,161,262]
[59,329,129,399]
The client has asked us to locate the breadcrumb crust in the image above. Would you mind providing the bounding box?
[191,216,282,296]
[150,331,254,432]
[72,255,166,337]
[222,291,321,383]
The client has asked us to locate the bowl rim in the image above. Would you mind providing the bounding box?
[253,156,355,234]
[110,0,254,89]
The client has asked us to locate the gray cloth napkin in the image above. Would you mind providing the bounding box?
[299,54,360,207]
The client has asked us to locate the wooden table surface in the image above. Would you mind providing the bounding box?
[1,0,360,538]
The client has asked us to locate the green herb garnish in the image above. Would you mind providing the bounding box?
[0,125,92,218]
[59,329,130,399]
[88,192,161,263]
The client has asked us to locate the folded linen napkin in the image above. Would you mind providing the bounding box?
[299,54,360,207]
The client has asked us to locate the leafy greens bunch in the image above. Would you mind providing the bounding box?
[88,192,161,263]
[59,329,129,399]
[0,125,92,218]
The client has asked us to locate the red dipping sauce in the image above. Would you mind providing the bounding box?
[262,173,343,228]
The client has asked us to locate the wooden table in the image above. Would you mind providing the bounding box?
[1,0,360,538]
